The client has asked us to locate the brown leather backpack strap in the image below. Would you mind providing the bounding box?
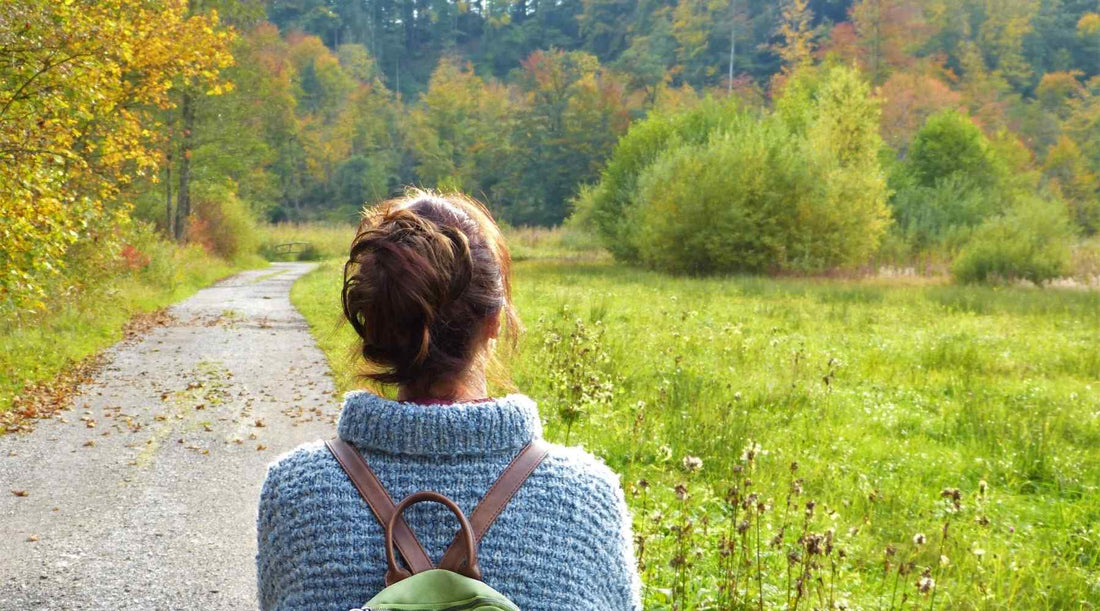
[438,439,552,572]
[324,439,434,575]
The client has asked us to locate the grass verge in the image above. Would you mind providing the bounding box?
[1,245,262,419]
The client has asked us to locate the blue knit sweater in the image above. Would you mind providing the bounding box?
[256,392,642,610]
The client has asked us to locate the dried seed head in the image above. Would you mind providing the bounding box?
[912,533,926,546]
[885,544,897,558]
[917,569,934,595]
[790,461,800,473]
[674,483,690,501]
[804,533,826,556]
[978,480,987,496]
[637,479,649,490]
[771,531,785,547]
[790,478,804,495]
[681,455,703,473]
[737,520,751,535]
[805,499,816,517]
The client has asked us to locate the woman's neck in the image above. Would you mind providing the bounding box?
[397,375,488,403]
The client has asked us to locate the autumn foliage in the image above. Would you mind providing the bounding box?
[0,0,233,309]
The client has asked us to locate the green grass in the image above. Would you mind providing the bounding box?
[1,244,258,414]
[292,254,1100,609]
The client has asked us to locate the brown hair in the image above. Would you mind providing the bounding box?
[341,190,519,389]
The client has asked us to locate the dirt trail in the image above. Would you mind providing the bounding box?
[0,262,342,610]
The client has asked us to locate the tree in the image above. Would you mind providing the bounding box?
[1043,135,1100,233]
[505,49,633,225]
[773,0,814,73]
[0,0,233,307]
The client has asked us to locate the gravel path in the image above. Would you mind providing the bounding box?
[0,262,342,609]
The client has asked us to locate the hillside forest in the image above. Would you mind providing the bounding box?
[2,0,1100,308]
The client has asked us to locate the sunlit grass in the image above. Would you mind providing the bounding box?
[292,254,1099,609]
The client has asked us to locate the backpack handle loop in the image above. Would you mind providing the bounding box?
[384,491,482,586]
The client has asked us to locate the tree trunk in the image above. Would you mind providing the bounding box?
[174,91,194,243]
[165,148,173,237]
[728,0,737,94]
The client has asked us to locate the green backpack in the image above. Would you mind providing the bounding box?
[326,439,550,611]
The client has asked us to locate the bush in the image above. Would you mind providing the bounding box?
[952,197,1075,285]
[904,110,1008,191]
[188,181,258,261]
[632,112,889,274]
[890,174,1003,249]
[889,111,1019,253]
[581,66,890,274]
[573,96,744,261]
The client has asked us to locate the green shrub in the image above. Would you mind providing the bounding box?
[904,110,1008,191]
[188,181,258,261]
[891,174,1003,249]
[952,197,1075,285]
[581,66,890,274]
[574,96,744,260]
[632,111,889,274]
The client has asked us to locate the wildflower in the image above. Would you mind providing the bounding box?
[939,555,950,567]
[975,515,990,527]
[681,455,703,473]
[972,547,986,559]
[637,479,649,491]
[737,520,751,535]
[978,480,987,496]
[805,499,816,517]
[790,478,803,495]
[912,533,926,546]
[790,461,799,473]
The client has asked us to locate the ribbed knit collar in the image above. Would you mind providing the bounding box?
[337,391,543,457]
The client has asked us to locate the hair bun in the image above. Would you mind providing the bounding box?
[341,192,517,388]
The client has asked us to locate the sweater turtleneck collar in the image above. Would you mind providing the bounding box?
[337,391,543,457]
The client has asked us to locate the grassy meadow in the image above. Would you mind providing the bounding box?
[292,238,1099,610]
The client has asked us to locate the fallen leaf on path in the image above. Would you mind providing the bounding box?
[254,419,265,428]
[83,440,95,447]
[203,424,213,432]
[11,490,28,497]
[27,535,38,542]
[257,444,267,451]
[2,355,103,434]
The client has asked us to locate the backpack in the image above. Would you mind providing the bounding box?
[326,438,550,611]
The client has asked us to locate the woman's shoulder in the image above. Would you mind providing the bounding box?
[260,440,336,494]
[530,442,627,507]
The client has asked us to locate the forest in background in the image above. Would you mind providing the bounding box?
[147,0,1100,227]
[3,0,1100,310]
